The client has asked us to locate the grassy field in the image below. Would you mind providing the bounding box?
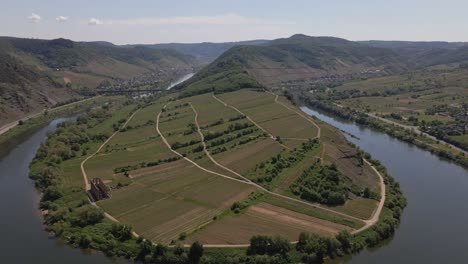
[73,89,382,245]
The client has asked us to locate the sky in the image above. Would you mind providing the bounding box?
[1,0,468,44]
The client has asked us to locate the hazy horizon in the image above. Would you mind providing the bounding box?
[2,0,468,45]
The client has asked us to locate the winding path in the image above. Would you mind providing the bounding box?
[209,91,386,234]
[79,91,387,247]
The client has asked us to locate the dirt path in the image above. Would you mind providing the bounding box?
[213,91,385,234]
[77,93,387,247]
[0,96,100,136]
[80,107,141,236]
[80,108,140,191]
[352,160,386,234]
[265,91,386,234]
[189,103,255,184]
[211,94,291,150]
[156,103,253,186]
[266,91,321,139]
[186,101,367,224]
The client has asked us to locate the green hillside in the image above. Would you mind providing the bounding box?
[178,35,410,95]
[0,37,198,126]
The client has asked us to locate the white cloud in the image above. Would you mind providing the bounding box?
[56,16,69,23]
[28,13,41,23]
[88,18,102,26]
[104,13,294,26]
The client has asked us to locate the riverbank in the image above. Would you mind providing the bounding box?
[302,97,468,169]
[26,90,406,263]
[0,116,119,263]
[300,106,468,263]
[0,96,119,158]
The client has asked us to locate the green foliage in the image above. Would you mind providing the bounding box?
[188,242,204,264]
[70,206,105,227]
[230,191,264,213]
[290,163,348,206]
[252,139,320,187]
[111,223,133,241]
[247,235,291,257]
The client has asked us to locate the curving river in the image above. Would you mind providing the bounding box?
[0,117,121,263]
[301,106,468,264]
[1,102,467,263]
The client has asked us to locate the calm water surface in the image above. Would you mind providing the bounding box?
[0,118,122,263]
[1,104,466,263]
[301,106,468,264]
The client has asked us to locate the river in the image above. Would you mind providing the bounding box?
[301,106,468,263]
[0,117,119,263]
[1,102,467,263]
[167,73,195,90]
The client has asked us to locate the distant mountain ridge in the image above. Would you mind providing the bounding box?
[125,40,270,63]
[178,34,468,96]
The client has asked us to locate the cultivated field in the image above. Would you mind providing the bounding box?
[79,89,382,245]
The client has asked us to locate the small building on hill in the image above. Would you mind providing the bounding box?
[88,178,111,202]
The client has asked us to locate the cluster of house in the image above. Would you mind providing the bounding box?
[97,68,192,91]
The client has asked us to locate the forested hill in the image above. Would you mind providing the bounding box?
[176,34,409,96]
[177,34,468,97]
[0,37,198,127]
[126,40,270,64]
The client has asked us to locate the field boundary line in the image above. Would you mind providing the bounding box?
[156,103,254,186]
[265,91,321,139]
[211,93,291,150]
[266,90,386,234]
[190,99,368,224]
[189,102,258,184]
[81,107,140,191]
[80,107,141,237]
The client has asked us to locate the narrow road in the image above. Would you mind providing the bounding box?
[211,94,291,150]
[211,91,385,233]
[184,100,373,225]
[156,103,252,186]
[81,107,140,191]
[77,93,387,247]
[265,91,321,139]
[0,96,100,136]
[368,112,467,155]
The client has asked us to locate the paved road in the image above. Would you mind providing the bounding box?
[368,112,467,155]
[0,96,100,136]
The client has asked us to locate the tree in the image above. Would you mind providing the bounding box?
[363,187,371,198]
[137,239,153,260]
[111,223,133,241]
[268,236,291,257]
[72,206,104,227]
[154,244,168,258]
[247,235,272,255]
[336,231,353,253]
[296,232,327,261]
[188,241,204,264]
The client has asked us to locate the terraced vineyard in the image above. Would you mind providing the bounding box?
[81,89,384,245]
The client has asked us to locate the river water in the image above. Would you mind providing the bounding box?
[1,101,467,263]
[0,118,117,263]
[301,106,468,264]
[167,73,195,90]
